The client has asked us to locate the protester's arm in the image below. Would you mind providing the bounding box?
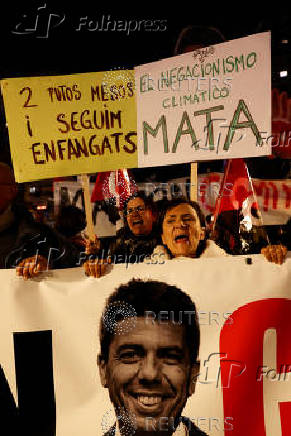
[13,222,85,277]
[261,244,288,265]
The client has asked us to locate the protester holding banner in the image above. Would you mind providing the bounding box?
[153,199,287,264]
[0,162,47,274]
[153,198,226,260]
[84,191,161,278]
[0,162,84,277]
[84,195,287,279]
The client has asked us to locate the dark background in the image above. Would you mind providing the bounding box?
[1,2,290,85]
[0,2,290,180]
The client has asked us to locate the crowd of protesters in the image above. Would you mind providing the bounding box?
[0,161,289,280]
[83,192,288,278]
[0,24,289,279]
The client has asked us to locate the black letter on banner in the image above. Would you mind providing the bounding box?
[14,330,56,436]
[0,365,19,435]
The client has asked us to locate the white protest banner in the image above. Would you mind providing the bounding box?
[136,32,271,167]
[0,255,290,435]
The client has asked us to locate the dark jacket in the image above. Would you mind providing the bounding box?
[0,204,82,269]
[99,226,161,264]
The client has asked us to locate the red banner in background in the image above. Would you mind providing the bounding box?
[198,173,290,225]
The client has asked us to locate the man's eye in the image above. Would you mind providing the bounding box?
[119,351,140,362]
[163,353,182,364]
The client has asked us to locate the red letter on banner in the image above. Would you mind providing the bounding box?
[220,299,291,436]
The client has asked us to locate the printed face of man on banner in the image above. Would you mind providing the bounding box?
[97,279,202,435]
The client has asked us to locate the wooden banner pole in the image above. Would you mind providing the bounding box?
[190,162,198,202]
[81,174,95,241]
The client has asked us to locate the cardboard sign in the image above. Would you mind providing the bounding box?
[1,70,137,182]
[0,255,290,435]
[136,32,271,167]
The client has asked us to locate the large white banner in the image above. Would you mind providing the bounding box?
[136,32,271,167]
[0,255,290,435]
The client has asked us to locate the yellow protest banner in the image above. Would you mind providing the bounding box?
[1,70,137,182]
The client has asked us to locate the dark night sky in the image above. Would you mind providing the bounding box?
[0,2,290,83]
[0,2,290,180]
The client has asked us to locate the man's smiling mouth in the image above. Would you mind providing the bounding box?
[129,392,172,406]
[137,395,162,406]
